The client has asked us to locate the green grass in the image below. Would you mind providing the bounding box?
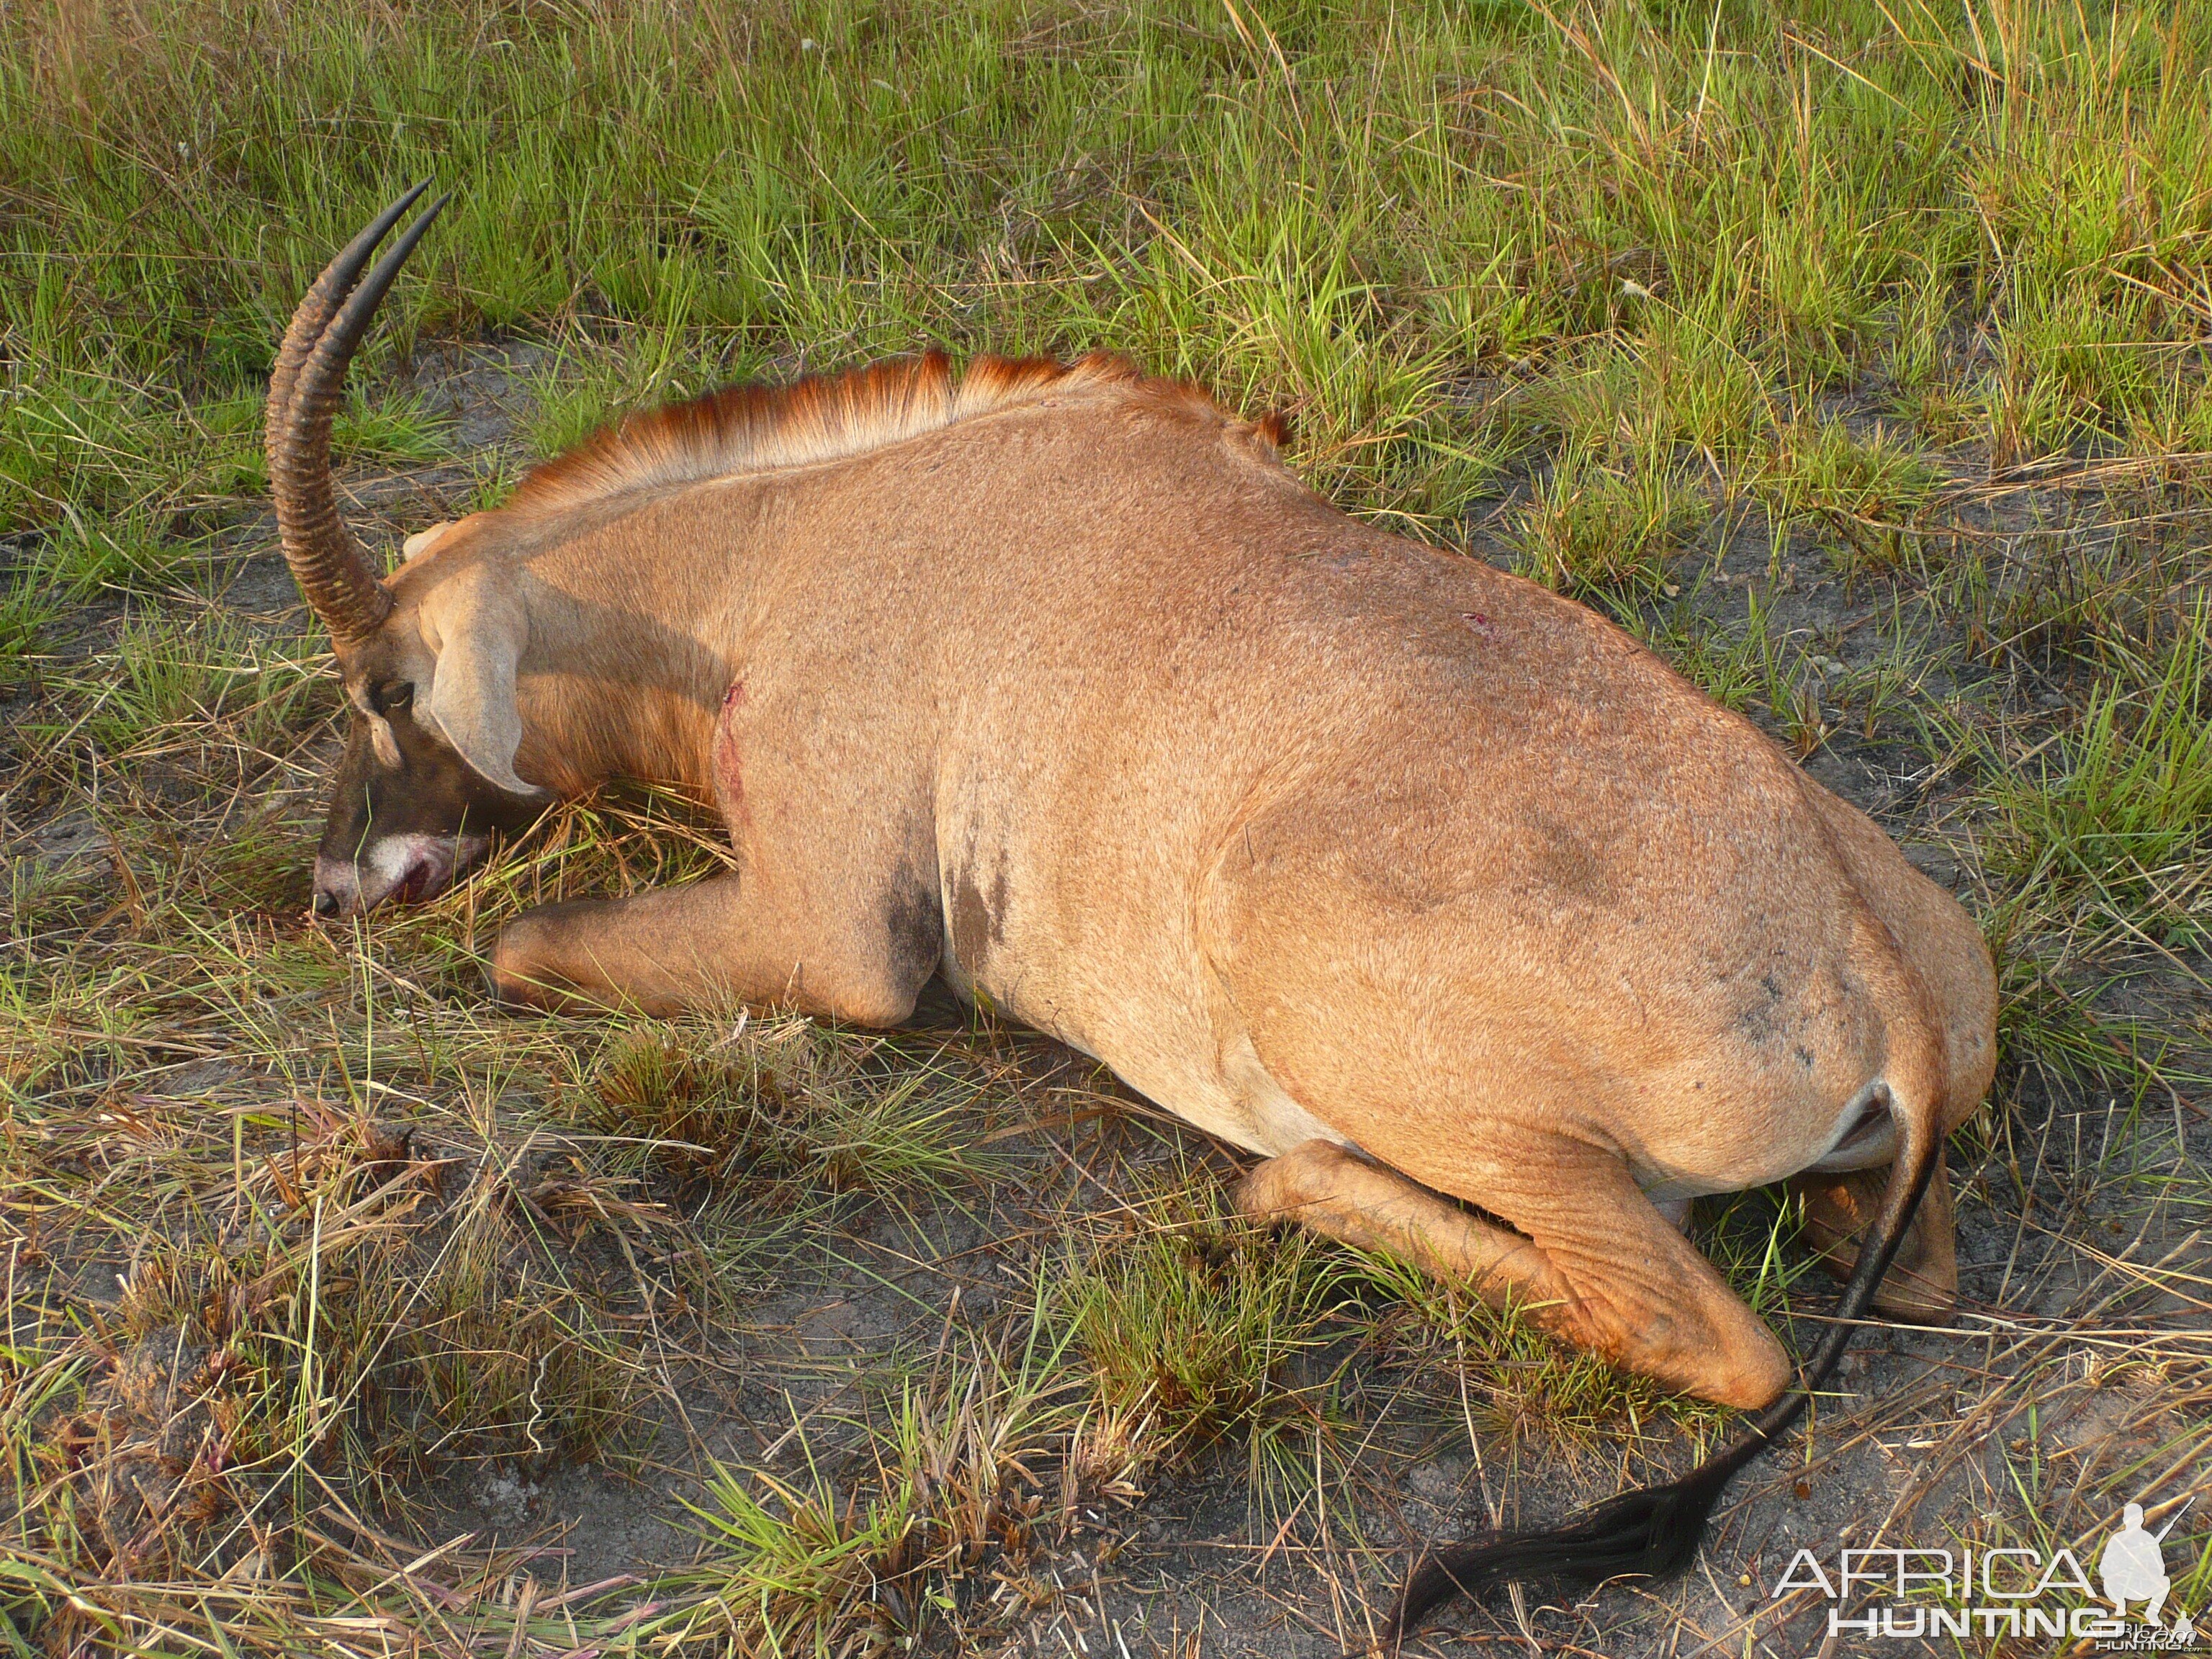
[648,1298,1093,1653]
[1348,1246,1735,1476]
[1755,416,1944,577]
[1058,1177,1350,1480]
[3,0,2211,1653]
[64,611,329,761]
[583,1017,997,1201]
[673,1445,923,1654]
[8,1,2212,542]
[1973,593,2212,950]
[0,575,53,688]
[1511,441,1707,600]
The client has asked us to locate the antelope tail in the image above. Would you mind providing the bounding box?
[1378,1054,1947,1651]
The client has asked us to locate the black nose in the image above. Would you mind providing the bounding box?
[312,889,338,918]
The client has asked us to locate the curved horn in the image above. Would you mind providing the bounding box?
[266,184,449,645]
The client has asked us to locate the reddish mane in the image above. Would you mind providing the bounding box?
[508,349,1282,514]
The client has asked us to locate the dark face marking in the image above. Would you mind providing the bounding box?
[313,675,544,915]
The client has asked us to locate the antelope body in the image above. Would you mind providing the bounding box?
[273,192,1997,1635]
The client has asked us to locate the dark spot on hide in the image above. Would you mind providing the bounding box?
[881,867,943,994]
[948,860,1010,983]
[1528,811,1609,905]
[1733,969,1790,1046]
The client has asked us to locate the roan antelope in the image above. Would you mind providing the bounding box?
[272,187,1997,1643]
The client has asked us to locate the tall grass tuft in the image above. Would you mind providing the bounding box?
[1977,595,2212,947]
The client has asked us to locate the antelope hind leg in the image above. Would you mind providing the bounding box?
[1238,1139,1791,1408]
[1789,1148,1957,1322]
[487,872,932,1025]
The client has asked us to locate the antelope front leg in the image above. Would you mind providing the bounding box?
[487,872,935,1025]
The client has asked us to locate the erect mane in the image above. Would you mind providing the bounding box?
[505,349,1275,515]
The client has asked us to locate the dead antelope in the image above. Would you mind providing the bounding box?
[272,188,1997,1640]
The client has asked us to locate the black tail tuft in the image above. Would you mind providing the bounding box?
[1382,1434,1764,1645]
[1377,1089,1943,1655]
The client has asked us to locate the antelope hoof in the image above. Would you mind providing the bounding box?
[1793,1165,1959,1323]
[1689,1329,1792,1410]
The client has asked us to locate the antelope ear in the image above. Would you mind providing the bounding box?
[418,580,550,799]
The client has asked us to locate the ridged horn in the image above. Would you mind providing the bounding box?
[265,183,448,645]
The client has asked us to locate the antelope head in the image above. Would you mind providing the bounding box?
[269,184,549,917]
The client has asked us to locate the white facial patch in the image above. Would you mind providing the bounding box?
[369,714,403,768]
[313,832,491,916]
[369,834,444,894]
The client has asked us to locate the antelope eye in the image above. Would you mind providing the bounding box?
[372,679,415,714]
